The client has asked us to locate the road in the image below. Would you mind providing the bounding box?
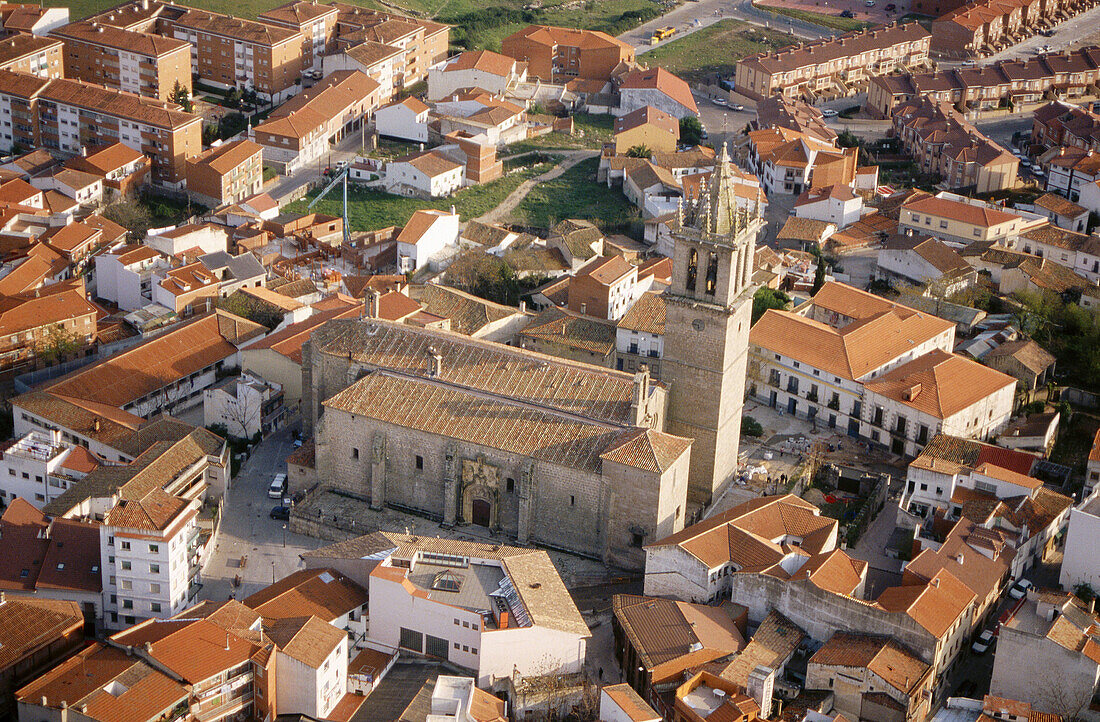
[265,133,366,204]
[200,421,325,602]
[620,0,834,52]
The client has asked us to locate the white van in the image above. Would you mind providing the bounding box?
[268,473,288,499]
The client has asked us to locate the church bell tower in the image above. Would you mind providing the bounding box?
[662,143,764,505]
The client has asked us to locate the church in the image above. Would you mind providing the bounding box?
[300,147,761,569]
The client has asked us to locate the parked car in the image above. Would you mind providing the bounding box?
[1020,159,1032,168]
[840,9,855,16]
[885,3,896,9]
[293,438,303,448]
[972,629,995,654]
[1032,167,1045,177]
[268,473,288,499]
[1009,578,1034,599]
[712,96,728,106]
[270,505,291,521]
[822,108,839,117]
[731,103,745,111]
[865,1,875,6]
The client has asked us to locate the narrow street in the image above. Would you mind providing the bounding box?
[200,421,324,602]
[620,0,834,52]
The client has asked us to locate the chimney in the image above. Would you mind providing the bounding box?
[519,300,526,313]
[1090,597,1096,615]
[92,418,101,432]
[0,591,5,605]
[225,633,230,652]
[580,302,586,315]
[366,289,381,319]
[80,145,87,158]
[499,610,509,629]
[630,365,650,426]
[427,346,442,377]
[144,642,152,652]
[956,552,965,565]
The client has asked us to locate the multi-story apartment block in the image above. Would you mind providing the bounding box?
[749,282,1016,457]
[501,24,636,83]
[892,97,1018,193]
[0,595,84,721]
[99,488,201,628]
[0,69,201,184]
[0,33,62,78]
[331,3,449,89]
[185,138,263,207]
[322,38,401,99]
[867,47,1100,118]
[52,20,191,101]
[0,429,99,508]
[0,3,70,36]
[171,9,302,104]
[734,22,931,102]
[258,0,338,70]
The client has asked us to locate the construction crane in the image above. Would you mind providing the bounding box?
[307,165,351,247]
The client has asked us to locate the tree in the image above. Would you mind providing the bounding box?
[102,199,154,241]
[742,416,764,437]
[679,115,704,146]
[220,377,263,440]
[625,144,652,158]
[37,323,83,366]
[836,129,861,148]
[170,80,192,113]
[225,88,242,109]
[752,287,790,323]
[811,255,827,294]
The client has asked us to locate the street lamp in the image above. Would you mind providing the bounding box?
[271,560,275,585]
[282,524,287,548]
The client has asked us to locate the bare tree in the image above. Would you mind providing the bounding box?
[1035,666,1095,722]
[221,379,263,439]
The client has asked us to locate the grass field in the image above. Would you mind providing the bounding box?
[751,3,872,31]
[287,163,551,231]
[642,19,797,81]
[502,113,615,154]
[506,157,636,229]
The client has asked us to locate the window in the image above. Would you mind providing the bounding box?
[454,618,460,625]
[149,544,159,553]
[506,478,515,493]
[122,599,133,609]
[150,564,160,574]
[151,602,161,613]
[415,455,423,470]
[570,495,575,506]
[150,583,161,594]
[631,531,644,548]
[121,541,131,551]
[471,647,478,655]
[352,448,359,460]
[121,561,131,570]
[121,580,132,590]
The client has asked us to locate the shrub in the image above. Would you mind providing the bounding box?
[742,416,764,437]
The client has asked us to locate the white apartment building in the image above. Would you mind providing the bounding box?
[95,245,172,312]
[145,223,229,257]
[203,372,285,439]
[427,676,509,722]
[271,616,349,718]
[1059,496,1100,593]
[368,537,589,686]
[100,489,201,629]
[0,430,97,508]
[374,96,430,143]
[426,49,525,101]
[748,282,965,456]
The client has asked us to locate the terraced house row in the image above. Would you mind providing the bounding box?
[733,22,931,102]
[931,0,1097,59]
[867,46,1100,118]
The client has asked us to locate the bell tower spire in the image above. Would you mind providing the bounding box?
[661,141,765,505]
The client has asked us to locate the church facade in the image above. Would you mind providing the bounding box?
[299,146,761,569]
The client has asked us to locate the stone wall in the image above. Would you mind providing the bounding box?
[728,574,937,664]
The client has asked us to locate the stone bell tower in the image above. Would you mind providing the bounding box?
[662,143,764,505]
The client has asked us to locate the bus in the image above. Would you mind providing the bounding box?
[650,26,676,44]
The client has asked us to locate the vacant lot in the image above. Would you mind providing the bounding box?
[287,162,551,231]
[753,3,871,31]
[506,157,637,230]
[502,114,615,154]
[642,20,797,81]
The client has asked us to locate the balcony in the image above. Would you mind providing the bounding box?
[806,391,819,404]
[827,397,840,411]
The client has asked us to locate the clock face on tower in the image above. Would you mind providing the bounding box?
[692,319,705,331]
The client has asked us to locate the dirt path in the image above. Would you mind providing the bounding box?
[474,150,598,226]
